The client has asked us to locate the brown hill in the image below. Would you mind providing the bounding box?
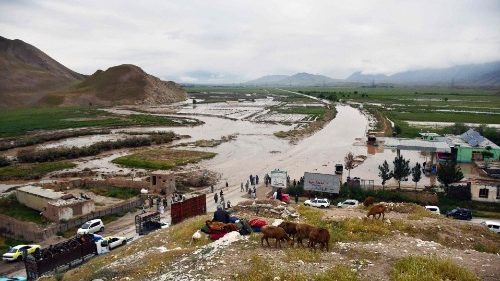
[0,36,186,107]
[0,36,85,106]
[60,64,187,106]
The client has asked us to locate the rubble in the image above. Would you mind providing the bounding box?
[232,199,300,219]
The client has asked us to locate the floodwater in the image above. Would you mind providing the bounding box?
[406,121,500,129]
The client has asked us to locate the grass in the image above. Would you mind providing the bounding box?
[274,106,337,140]
[275,106,327,118]
[235,256,359,281]
[284,247,321,262]
[112,148,216,170]
[0,107,191,137]
[0,236,31,255]
[0,194,49,224]
[168,214,211,247]
[0,161,76,180]
[391,255,479,281]
[88,186,140,199]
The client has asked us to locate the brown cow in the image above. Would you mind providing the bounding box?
[295,223,316,247]
[261,225,294,248]
[367,204,386,220]
[308,227,330,252]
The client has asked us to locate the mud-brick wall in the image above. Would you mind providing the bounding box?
[44,200,95,222]
[0,214,56,241]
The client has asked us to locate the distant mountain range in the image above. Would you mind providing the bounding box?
[246,72,343,86]
[0,36,186,107]
[246,62,500,87]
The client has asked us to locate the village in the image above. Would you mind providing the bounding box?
[0,90,499,281]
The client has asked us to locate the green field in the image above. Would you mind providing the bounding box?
[0,161,76,180]
[112,148,216,170]
[87,186,140,199]
[0,107,191,137]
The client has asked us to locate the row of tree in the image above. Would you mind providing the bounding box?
[377,155,464,189]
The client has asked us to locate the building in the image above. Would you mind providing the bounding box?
[471,184,500,203]
[446,129,500,163]
[16,185,66,212]
[150,170,176,195]
[43,198,95,222]
[419,132,442,141]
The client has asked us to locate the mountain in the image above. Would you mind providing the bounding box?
[246,72,342,86]
[60,64,187,106]
[0,36,85,104]
[0,36,186,107]
[346,62,500,87]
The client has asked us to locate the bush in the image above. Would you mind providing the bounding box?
[0,156,9,167]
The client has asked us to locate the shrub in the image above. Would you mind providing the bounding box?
[0,156,9,167]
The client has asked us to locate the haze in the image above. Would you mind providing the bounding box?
[1,0,499,83]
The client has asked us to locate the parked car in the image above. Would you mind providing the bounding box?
[104,236,127,249]
[77,219,104,235]
[425,205,441,215]
[446,208,472,220]
[337,199,359,208]
[481,221,500,234]
[2,245,41,262]
[304,198,330,208]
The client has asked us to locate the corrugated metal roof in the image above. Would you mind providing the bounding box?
[384,138,451,153]
[17,185,65,200]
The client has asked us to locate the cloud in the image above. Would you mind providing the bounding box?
[1,0,499,83]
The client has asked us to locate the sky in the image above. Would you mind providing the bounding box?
[1,0,499,83]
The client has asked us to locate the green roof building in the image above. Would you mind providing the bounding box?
[446,129,500,163]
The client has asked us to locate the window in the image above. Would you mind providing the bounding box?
[479,188,489,198]
[152,176,157,185]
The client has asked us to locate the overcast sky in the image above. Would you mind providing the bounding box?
[1,0,499,83]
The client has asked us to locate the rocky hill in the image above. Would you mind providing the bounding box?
[0,36,85,106]
[62,64,187,106]
[0,36,186,107]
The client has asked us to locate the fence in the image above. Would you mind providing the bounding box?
[0,198,142,241]
[171,194,206,224]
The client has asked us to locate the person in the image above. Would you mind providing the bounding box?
[241,182,244,192]
[226,181,229,188]
[272,191,277,199]
[211,185,214,193]
[220,190,224,197]
[227,200,231,209]
[246,180,249,191]
[213,205,230,223]
[214,193,218,204]
[220,194,225,203]
[277,188,282,201]
[295,193,299,204]
[293,179,297,187]
[256,175,259,185]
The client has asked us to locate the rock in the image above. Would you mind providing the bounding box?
[297,260,305,266]
[281,213,289,219]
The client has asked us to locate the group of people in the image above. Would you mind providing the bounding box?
[213,189,231,210]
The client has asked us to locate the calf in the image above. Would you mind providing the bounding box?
[261,225,293,248]
[278,221,298,240]
[367,204,386,220]
[295,223,316,247]
[308,227,330,252]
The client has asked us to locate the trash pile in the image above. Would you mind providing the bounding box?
[232,199,300,219]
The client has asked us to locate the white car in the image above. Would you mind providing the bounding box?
[77,219,104,235]
[104,236,127,249]
[337,199,359,208]
[304,198,330,208]
[481,221,500,234]
[425,205,441,215]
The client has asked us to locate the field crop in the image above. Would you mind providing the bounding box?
[0,161,76,180]
[0,107,190,137]
[112,148,216,170]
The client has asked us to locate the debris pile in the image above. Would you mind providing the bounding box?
[233,199,300,219]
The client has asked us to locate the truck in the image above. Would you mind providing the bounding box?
[24,234,109,280]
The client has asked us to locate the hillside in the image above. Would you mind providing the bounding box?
[346,62,500,87]
[0,36,85,106]
[59,64,187,106]
[246,72,342,86]
[0,36,186,107]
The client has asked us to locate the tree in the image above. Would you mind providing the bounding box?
[378,160,392,190]
[437,161,464,187]
[344,152,356,178]
[411,162,422,190]
[393,125,402,136]
[392,155,410,189]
